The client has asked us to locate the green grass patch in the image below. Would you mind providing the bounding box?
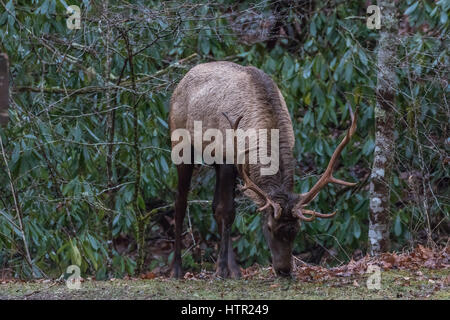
[1,269,448,300]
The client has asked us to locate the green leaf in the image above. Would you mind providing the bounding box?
[353,220,361,239]
[83,243,98,270]
[87,234,99,250]
[282,55,294,78]
[83,124,100,142]
[137,194,146,210]
[358,49,368,66]
[404,2,419,15]
[200,36,210,55]
[160,156,169,173]
[394,214,402,236]
[70,241,82,267]
[157,117,168,129]
[302,63,312,79]
[312,82,325,106]
[310,20,317,37]
[362,138,375,156]
[393,175,400,187]
[344,62,353,83]
[303,110,313,127]
[440,10,448,24]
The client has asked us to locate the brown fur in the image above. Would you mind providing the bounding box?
[169,61,357,278]
[169,61,302,278]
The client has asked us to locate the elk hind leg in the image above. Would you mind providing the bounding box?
[171,163,193,279]
[213,164,241,279]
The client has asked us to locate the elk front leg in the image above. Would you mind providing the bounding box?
[227,237,241,279]
[213,164,241,279]
[172,163,193,279]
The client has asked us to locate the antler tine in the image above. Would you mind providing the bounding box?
[222,112,281,219]
[292,208,336,221]
[292,209,315,222]
[238,159,282,219]
[299,105,358,206]
[302,209,337,219]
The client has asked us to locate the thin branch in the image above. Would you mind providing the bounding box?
[12,53,198,95]
[0,134,36,277]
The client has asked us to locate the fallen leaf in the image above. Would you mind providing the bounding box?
[140,272,156,280]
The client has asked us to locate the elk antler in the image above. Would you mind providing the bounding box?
[238,153,282,219]
[294,105,358,221]
[293,208,337,221]
[222,112,282,219]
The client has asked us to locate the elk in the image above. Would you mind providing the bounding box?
[169,61,357,278]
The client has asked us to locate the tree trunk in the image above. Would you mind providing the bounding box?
[368,1,397,255]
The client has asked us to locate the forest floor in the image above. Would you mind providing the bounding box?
[0,268,448,300]
[1,246,448,300]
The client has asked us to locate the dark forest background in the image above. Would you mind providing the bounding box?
[0,0,448,279]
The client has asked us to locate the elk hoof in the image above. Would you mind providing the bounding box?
[228,261,242,279]
[275,269,293,278]
[215,264,230,279]
[229,267,242,279]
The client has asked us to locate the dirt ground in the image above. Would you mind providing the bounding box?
[1,268,448,300]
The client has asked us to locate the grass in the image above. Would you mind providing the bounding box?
[0,268,448,300]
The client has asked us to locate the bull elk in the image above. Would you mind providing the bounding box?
[169,61,357,278]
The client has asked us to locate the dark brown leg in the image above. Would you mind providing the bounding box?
[171,163,193,278]
[227,237,241,279]
[213,164,241,279]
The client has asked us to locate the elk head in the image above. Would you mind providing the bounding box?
[225,106,358,277]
